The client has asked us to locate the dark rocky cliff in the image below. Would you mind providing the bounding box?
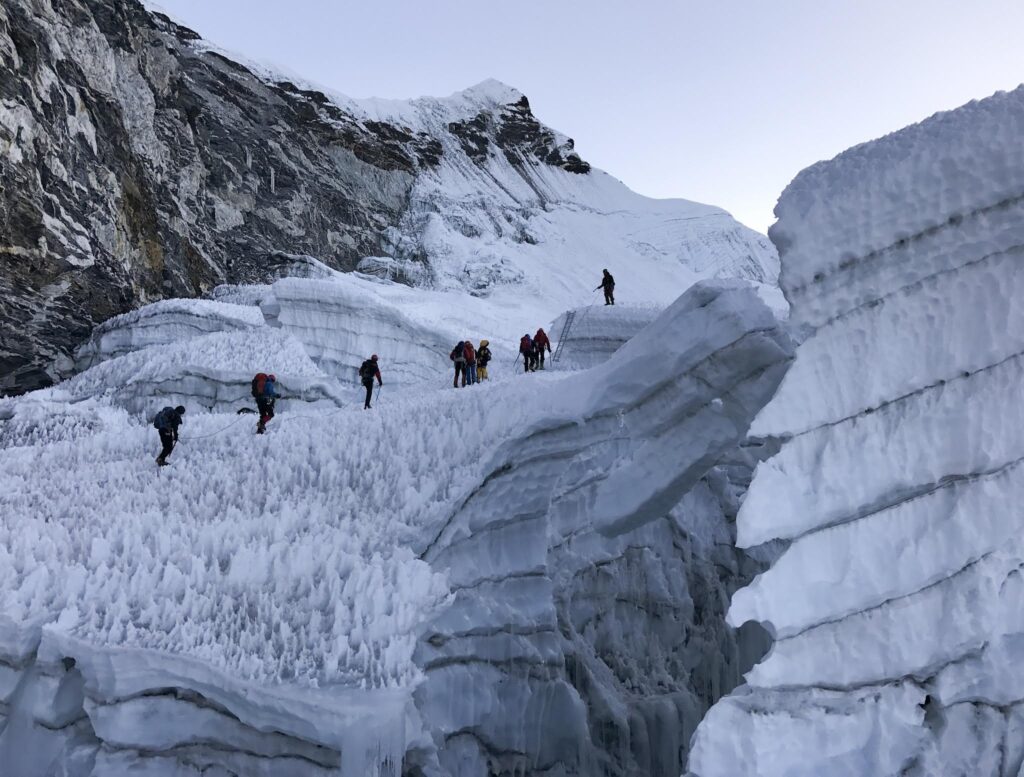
[0,0,592,393]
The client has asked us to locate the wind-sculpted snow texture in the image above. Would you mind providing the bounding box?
[0,280,792,776]
[688,86,1024,777]
[1,0,776,394]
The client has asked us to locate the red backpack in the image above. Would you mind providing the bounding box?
[251,372,267,398]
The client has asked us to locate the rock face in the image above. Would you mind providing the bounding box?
[0,0,777,395]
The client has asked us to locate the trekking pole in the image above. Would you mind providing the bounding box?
[513,353,521,367]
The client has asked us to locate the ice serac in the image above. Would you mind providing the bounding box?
[688,86,1024,777]
[1,0,777,395]
[411,280,793,775]
[0,279,792,776]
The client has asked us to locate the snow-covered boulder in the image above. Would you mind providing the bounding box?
[688,86,1024,777]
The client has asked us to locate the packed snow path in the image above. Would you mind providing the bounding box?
[688,86,1024,777]
[0,280,791,776]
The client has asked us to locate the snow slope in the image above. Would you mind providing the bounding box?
[0,279,792,776]
[353,78,780,316]
[688,86,1024,777]
[3,0,780,395]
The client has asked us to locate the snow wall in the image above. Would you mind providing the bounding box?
[688,86,1024,777]
[0,279,793,776]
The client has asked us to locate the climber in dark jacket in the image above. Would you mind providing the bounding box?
[359,355,382,409]
[519,335,534,374]
[153,405,186,466]
[450,341,467,387]
[596,269,615,305]
[252,373,277,434]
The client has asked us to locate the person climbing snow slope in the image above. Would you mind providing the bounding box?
[596,269,615,305]
[534,328,551,370]
[464,340,477,385]
[359,355,383,409]
[477,340,492,381]
[153,405,186,466]
[252,372,277,434]
[450,341,467,387]
[519,334,534,373]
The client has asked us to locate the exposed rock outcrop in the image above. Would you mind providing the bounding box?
[1,0,777,395]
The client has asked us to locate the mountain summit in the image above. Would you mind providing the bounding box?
[0,0,776,394]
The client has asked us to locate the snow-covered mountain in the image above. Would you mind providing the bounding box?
[0,277,793,775]
[688,86,1024,776]
[0,0,777,395]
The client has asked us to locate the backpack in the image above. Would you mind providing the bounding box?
[464,343,475,363]
[251,373,267,399]
[450,342,465,362]
[152,407,170,430]
[359,360,376,381]
[520,335,532,353]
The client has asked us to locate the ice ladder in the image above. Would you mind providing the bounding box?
[551,310,576,364]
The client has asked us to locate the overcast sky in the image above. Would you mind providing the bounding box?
[153,0,1024,233]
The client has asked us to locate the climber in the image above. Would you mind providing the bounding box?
[464,340,477,385]
[596,269,615,305]
[534,328,551,370]
[519,334,534,373]
[153,405,186,466]
[450,341,467,387]
[477,340,492,381]
[252,372,277,434]
[359,355,382,409]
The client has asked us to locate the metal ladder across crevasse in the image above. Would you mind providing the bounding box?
[551,310,577,364]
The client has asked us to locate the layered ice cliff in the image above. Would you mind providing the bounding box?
[0,0,776,394]
[688,86,1024,777]
[0,278,793,776]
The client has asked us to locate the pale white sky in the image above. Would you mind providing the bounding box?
[154,0,1024,233]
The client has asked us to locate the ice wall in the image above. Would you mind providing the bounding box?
[67,319,345,417]
[546,304,662,372]
[688,86,1024,777]
[412,280,793,775]
[0,279,792,776]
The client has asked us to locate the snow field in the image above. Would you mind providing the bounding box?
[2,275,794,774]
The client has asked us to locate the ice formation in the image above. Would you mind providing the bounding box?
[688,86,1024,776]
[0,277,792,775]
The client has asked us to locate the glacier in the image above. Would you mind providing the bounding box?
[0,274,792,776]
[688,86,1024,777]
